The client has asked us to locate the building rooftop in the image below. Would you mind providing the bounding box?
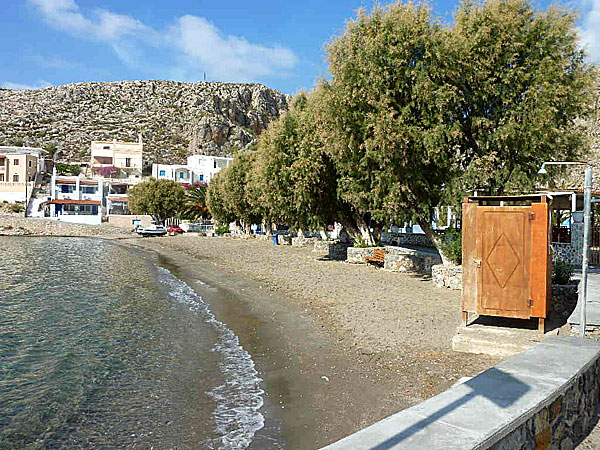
[0,146,47,155]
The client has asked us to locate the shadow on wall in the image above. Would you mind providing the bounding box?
[371,368,530,450]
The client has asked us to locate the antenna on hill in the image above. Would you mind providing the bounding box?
[204,72,206,82]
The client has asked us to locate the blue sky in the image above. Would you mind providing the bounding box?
[1,0,599,95]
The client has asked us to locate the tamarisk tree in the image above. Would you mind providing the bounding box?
[128,178,186,225]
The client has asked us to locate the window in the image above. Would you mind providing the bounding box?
[199,174,204,181]
[0,174,4,182]
[126,158,131,167]
[179,172,185,179]
[28,160,32,168]
[0,158,4,166]
[13,159,19,165]
[60,185,75,193]
[103,146,110,150]
[13,174,19,182]
[214,160,217,168]
[82,186,97,194]
[159,170,166,177]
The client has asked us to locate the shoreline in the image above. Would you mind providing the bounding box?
[1,219,500,448]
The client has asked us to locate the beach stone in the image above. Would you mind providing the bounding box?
[0,216,130,237]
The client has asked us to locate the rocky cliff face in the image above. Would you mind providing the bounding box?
[0,80,290,166]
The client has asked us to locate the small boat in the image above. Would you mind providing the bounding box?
[136,224,168,237]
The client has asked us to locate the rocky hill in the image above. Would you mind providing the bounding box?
[0,80,290,167]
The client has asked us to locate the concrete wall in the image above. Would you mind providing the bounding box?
[106,214,152,228]
[323,336,600,450]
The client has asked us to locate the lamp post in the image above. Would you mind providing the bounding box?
[538,161,592,338]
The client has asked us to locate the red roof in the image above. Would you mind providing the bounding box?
[55,179,99,185]
[108,197,128,202]
[49,199,101,205]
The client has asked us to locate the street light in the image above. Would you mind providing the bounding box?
[539,161,592,338]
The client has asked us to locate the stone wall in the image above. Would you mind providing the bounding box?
[346,246,442,275]
[489,350,600,450]
[432,264,463,290]
[549,284,579,322]
[291,235,318,247]
[0,216,130,237]
[313,240,351,260]
[323,336,600,450]
[381,231,434,247]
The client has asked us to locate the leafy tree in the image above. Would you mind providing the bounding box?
[128,179,186,225]
[251,92,360,235]
[221,152,262,231]
[55,163,81,176]
[206,170,236,224]
[316,0,592,248]
[43,142,58,160]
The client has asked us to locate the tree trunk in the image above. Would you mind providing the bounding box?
[418,218,452,266]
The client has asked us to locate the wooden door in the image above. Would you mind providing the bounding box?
[478,207,531,319]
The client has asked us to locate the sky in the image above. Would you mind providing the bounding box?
[0,0,599,95]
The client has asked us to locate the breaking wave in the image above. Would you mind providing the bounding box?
[157,267,264,449]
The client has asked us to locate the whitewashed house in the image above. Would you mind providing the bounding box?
[152,155,233,185]
[48,173,104,225]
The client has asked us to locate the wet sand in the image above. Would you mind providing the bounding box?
[124,235,500,448]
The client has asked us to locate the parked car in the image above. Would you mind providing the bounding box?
[168,226,185,234]
[136,224,168,237]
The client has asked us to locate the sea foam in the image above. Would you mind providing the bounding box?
[157,267,264,449]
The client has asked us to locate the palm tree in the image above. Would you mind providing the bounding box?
[182,183,209,220]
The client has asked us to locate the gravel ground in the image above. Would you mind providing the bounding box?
[135,234,499,401]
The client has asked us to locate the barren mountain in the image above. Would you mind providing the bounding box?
[0,80,290,168]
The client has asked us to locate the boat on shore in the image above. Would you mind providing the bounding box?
[135,224,168,237]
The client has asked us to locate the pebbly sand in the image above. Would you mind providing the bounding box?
[124,234,500,448]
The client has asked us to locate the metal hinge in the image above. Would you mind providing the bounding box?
[473,259,482,268]
[529,212,536,220]
[528,299,534,307]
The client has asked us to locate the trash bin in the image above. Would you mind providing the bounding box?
[272,235,278,245]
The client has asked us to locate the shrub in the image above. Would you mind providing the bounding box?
[353,235,379,248]
[215,223,230,235]
[11,204,24,213]
[55,163,81,176]
[553,258,574,285]
[439,228,462,265]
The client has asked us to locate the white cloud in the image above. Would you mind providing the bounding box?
[1,80,53,90]
[580,0,600,63]
[30,55,80,69]
[28,0,298,83]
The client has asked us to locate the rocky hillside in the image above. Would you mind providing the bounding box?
[0,80,290,167]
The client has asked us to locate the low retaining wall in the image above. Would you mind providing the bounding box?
[432,264,463,290]
[313,241,352,260]
[323,336,600,450]
[347,246,442,275]
[550,284,579,322]
[381,231,435,247]
[291,236,318,247]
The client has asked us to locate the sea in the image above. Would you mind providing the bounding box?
[0,237,279,449]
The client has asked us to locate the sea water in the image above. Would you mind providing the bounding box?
[0,237,270,449]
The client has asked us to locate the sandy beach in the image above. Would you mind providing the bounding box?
[124,234,500,448]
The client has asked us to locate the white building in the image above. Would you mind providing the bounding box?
[90,135,143,181]
[152,155,233,185]
[0,146,48,202]
[48,174,104,225]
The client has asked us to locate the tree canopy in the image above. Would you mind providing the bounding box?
[206,0,594,248]
[128,178,186,225]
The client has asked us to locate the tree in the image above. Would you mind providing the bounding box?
[220,152,262,231]
[316,0,593,249]
[250,92,359,235]
[182,183,209,220]
[206,169,236,225]
[55,163,81,176]
[128,179,186,225]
